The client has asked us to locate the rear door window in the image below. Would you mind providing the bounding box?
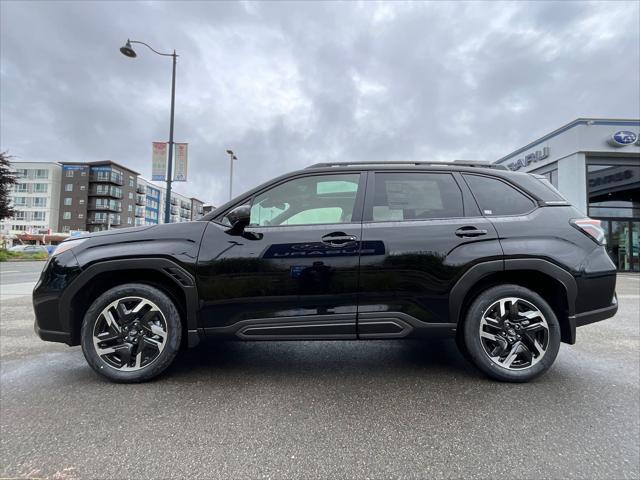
[370,173,464,221]
[463,174,536,216]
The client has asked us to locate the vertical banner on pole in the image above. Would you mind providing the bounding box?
[173,143,188,181]
[152,142,167,181]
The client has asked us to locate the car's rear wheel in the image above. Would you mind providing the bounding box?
[81,283,181,383]
[461,284,560,382]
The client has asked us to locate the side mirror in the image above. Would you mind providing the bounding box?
[226,204,251,234]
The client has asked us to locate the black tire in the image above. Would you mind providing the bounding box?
[81,283,182,383]
[461,284,561,382]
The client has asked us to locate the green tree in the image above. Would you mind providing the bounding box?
[0,152,16,220]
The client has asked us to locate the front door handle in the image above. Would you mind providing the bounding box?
[321,232,358,246]
[455,226,488,238]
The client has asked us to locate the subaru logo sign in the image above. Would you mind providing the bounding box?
[608,130,638,147]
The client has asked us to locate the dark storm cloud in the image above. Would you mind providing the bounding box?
[1,1,639,205]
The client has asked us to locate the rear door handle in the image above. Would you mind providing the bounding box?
[455,226,488,238]
[321,232,358,246]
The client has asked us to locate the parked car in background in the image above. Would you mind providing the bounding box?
[33,161,618,383]
[8,245,50,255]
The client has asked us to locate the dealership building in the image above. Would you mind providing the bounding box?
[495,118,640,272]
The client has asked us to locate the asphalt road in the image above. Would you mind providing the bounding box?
[1,262,639,479]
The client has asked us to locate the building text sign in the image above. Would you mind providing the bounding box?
[507,146,550,171]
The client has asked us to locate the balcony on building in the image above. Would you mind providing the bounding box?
[136,184,146,195]
[135,207,145,218]
[87,216,107,225]
[170,198,179,206]
[90,172,124,186]
[135,194,146,206]
[90,185,122,199]
[181,202,191,210]
[88,200,122,213]
[170,206,179,215]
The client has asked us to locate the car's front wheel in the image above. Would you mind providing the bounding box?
[81,283,182,383]
[461,284,561,382]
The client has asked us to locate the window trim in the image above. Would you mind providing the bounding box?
[363,170,466,223]
[215,171,367,228]
[462,173,538,217]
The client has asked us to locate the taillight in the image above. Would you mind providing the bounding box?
[570,218,606,245]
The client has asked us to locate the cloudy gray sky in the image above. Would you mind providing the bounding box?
[1,1,639,205]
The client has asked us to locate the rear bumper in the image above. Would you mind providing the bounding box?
[34,322,72,345]
[573,295,619,328]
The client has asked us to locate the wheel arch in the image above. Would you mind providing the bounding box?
[60,258,201,348]
[450,259,577,344]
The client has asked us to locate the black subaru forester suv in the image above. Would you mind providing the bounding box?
[34,161,618,383]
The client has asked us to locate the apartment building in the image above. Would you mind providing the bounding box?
[3,161,209,236]
[58,161,140,233]
[0,162,62,234]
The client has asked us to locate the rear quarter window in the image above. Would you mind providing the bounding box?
[463,174,536,216]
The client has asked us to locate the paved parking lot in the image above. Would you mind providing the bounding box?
[1,262,639,479]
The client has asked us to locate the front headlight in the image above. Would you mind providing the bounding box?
[52,238,88,257]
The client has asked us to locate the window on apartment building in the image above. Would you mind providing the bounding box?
[32,211,46,221]
[14,211,25,221]
[80,185,86,191]
[34,183,48,193]
[127,217,132,224]
[64,198,72,206]
[14,197,27,206]
[128,205,133,212]
[33,197,47,207]
[63,212,71,220]
[81,171,87,176]
[129,192,133,200]
[66,170,74,177]
[35,169,48,179]
[78,213,84,219]
[13,225,28,231]
[79,199,85,204]
[62,226,70,232]
[65,184,73,192]
[129,178,135,188]
[16,169,28,178]
[14,183,28,192]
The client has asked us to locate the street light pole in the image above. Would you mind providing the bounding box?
[165,51,176,224]
[226,149,237,200]
[120,39,178,224]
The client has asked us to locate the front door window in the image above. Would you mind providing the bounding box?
[249,174,360,227]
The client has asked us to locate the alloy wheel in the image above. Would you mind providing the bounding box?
[479,297,549,370]
[92,296,168,371]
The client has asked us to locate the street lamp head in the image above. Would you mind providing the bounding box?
[226,149,234,155]
[120,40,137,58]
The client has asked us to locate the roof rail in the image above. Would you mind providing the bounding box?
[305,160,508,170]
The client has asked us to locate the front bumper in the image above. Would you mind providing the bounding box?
[32,250,81,345]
